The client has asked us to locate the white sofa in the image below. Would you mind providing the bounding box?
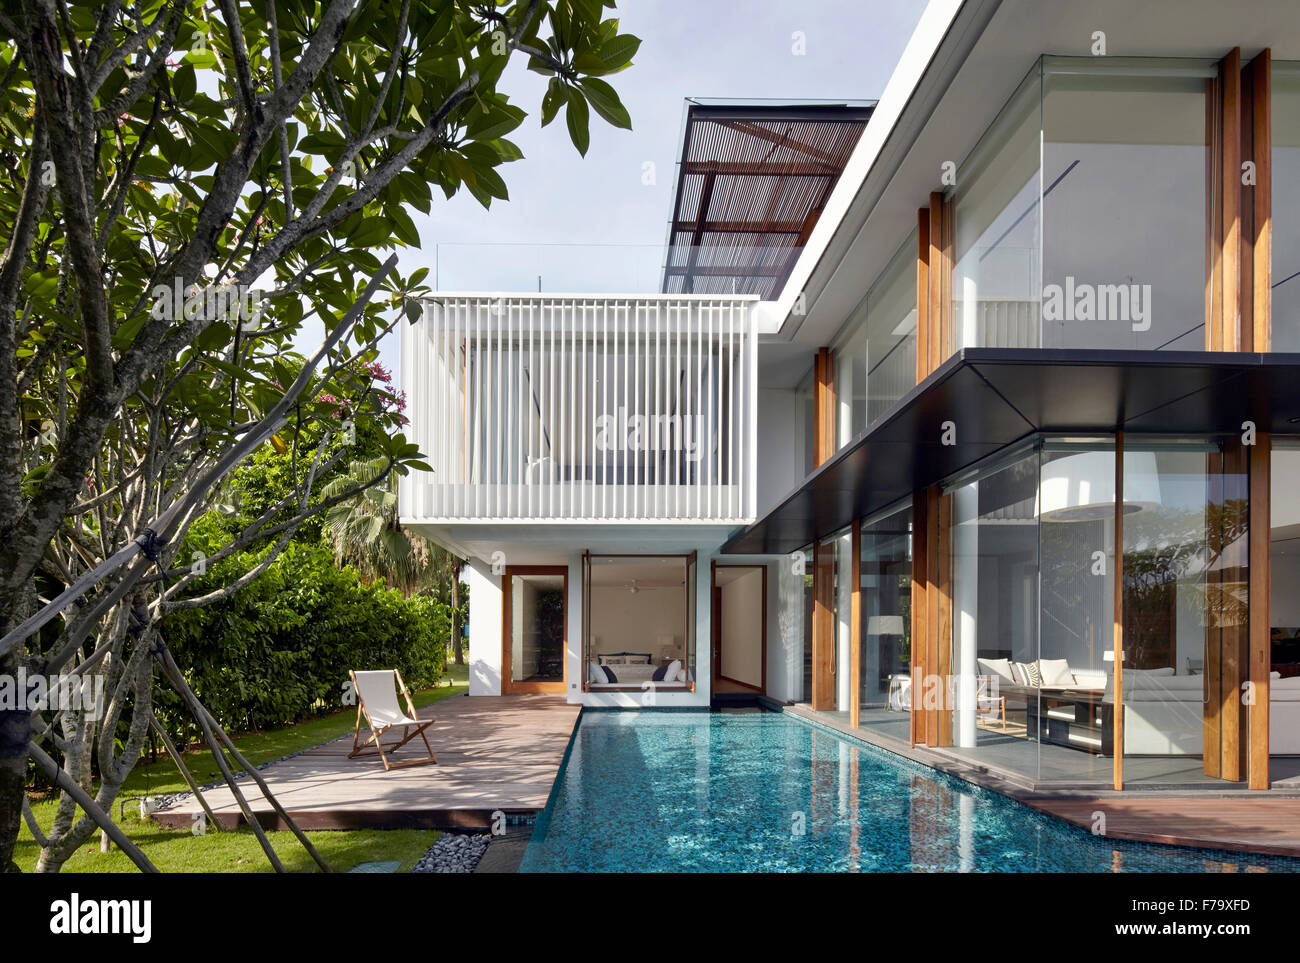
[1103,671,1300,756]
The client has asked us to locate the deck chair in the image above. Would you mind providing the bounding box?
[348,669,438,770]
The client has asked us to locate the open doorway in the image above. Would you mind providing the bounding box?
[712,564,766,695]
[582,555,695,691]
[502,566,567,694]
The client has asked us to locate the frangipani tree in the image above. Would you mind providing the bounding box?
[0,0,637,872]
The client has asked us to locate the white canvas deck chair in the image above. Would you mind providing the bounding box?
[348,670,437,770]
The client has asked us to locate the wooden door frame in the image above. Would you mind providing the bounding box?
[502,565,568,694]
[711,562,767,694]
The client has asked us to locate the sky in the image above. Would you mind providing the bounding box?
[298,0,929,383]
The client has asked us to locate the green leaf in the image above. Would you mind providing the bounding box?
[597,34,642,71]
[566,87,590,156]
[173,64,197,103]
[466,101,526,141]
[541,77,566,127]
[579,78,632,130]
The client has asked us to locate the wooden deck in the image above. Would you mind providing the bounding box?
[153,695,580,831]
[1024,796,1300,859]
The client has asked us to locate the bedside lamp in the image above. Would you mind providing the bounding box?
[658,636,676,663]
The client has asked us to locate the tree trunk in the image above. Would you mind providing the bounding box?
[451,565,464,666]
[0,653,26,872]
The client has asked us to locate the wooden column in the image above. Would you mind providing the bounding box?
[812,537,836,711]
[849,519,862,729]
[1222,47,1243,352]
[1243,50,1272,352]
[814,347,836,468]
[910,489,929,746]
[1205,442,1250,781]
[916,210,931,384]
[935,491,954,747]
[1113,432,1125,791]
[1249,433,1272,789]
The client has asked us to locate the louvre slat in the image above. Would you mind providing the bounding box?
[402,295,757,522]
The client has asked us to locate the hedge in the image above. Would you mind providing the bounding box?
[159,540,448,744]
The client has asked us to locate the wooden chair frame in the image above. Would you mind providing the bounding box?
[348,669,438,770]
[975,676,1007,732]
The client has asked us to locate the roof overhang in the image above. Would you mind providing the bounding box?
[722,350,1300,555]
[662,101,873,300]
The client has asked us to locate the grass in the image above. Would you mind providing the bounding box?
[16,661,469,873]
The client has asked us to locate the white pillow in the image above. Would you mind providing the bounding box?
[1038,658,1074,687]
[666,659,682,682]
[676,668,687,683]
[977,658,1015,685]
[588,662,605,685]
[601,655,626,666]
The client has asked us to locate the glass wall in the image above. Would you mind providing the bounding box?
[1274,63,1300,351]
[951,65,1042,352]
[945,57,1217,356]
[1041,58,1214,351]
[858,502,913,744]
[946,447,1041,780]
[1269,443,1300,763]
[833,232,919,444]
[938,436,1257,786]
[1120,440,1245,786]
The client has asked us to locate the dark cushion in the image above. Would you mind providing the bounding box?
[601,665,618,683]
[652,663,669,682]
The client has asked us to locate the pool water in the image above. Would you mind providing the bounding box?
[519,710,1300,873]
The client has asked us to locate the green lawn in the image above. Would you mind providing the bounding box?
[17,661,469,873]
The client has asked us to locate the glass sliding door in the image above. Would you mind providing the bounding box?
[503,566,568,694]
[1037,442,1117,781]
[946,448,1041,782]
[858,502,913,743]
[1269,443,1300,766]
[1120,439,1247,786]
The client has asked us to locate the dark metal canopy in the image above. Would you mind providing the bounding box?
[662,102,873,300]
[722,348,1300,555]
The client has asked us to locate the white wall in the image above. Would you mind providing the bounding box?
[466,559,503,695]
[757,388,805,517]
[771,554,806,703]
[589,585,686,661]
[720,568,764,688]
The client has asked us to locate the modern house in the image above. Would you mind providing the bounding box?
[402,0,1300,792]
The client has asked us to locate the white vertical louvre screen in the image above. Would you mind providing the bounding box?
[400,295,758,522]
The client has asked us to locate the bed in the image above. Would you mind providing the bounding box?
[587,651,689,687]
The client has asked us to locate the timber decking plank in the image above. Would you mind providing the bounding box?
[1026,797,1300,859]
[153,695,579,831]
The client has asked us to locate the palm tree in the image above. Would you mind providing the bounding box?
[321,457,467,664]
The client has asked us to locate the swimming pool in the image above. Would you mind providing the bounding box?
[519,709,1300,872]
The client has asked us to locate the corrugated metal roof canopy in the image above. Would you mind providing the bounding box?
[663,103,873,300]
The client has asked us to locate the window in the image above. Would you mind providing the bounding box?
[582,555,695,690]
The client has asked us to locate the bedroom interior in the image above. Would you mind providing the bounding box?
[584,555,695,689]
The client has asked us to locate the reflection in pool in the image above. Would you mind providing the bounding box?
[519,710,1300,873]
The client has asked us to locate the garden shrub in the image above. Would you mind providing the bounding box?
[159,539,448,744]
